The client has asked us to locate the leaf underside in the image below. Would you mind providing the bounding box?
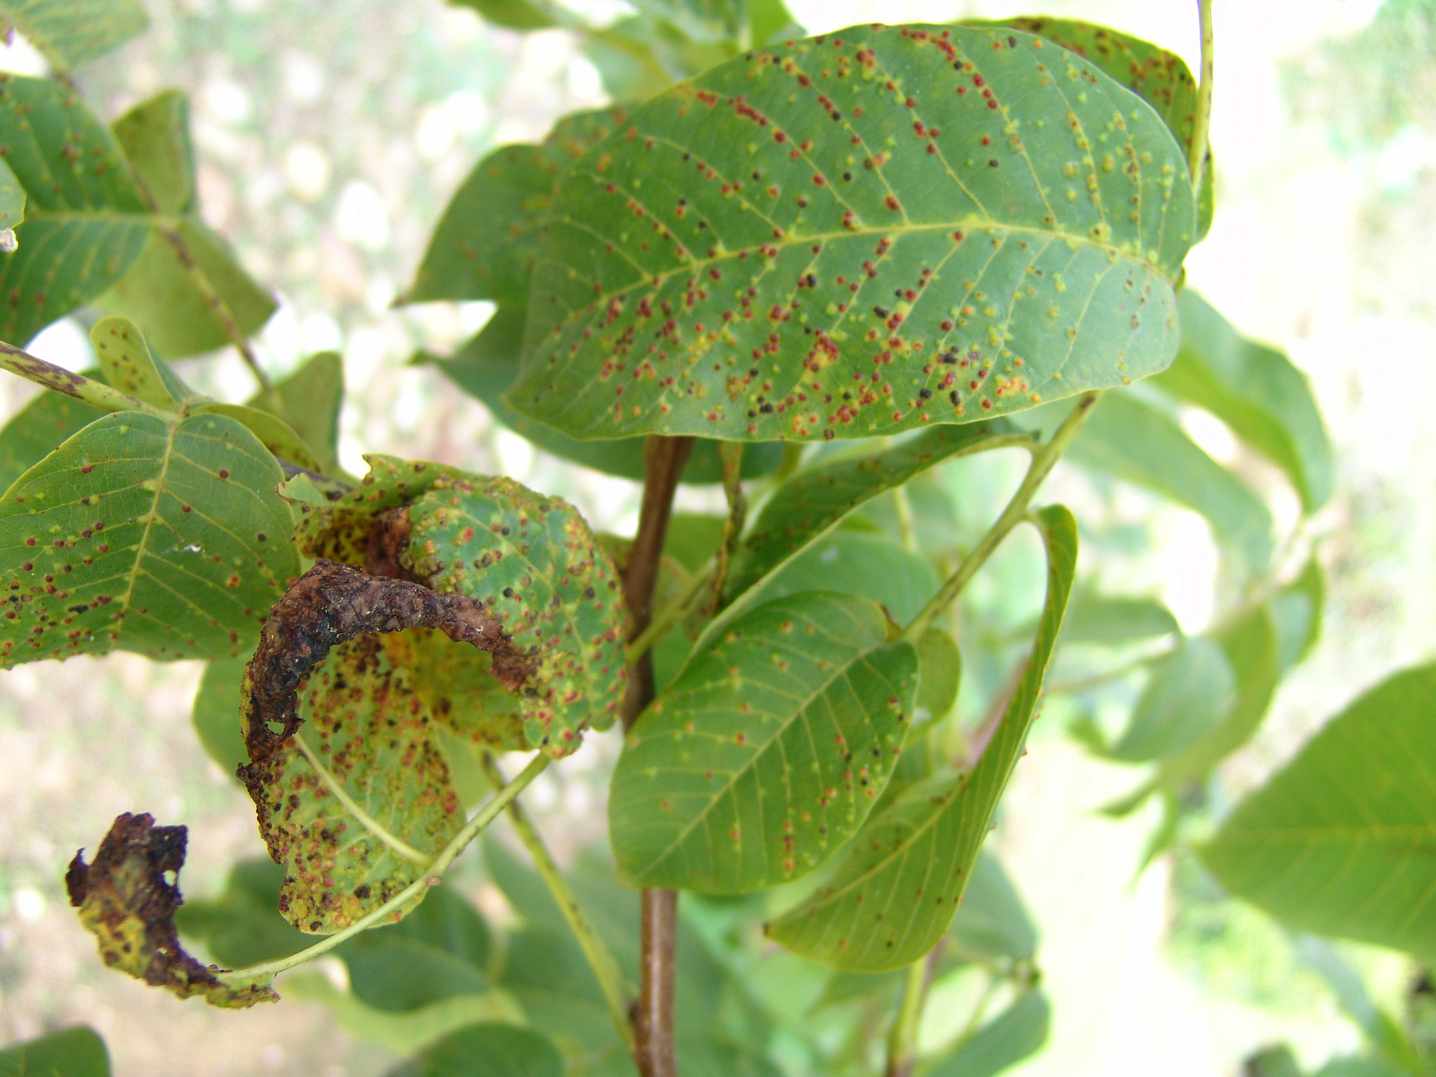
[511,23,1196,442]
[766,504,1076,969]
[610,591,917,892]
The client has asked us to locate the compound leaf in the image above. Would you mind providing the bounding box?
[1200,663,1436,964]
[766,505,1075,969]
[511,23,1197,442]
[611,591,918,892]
[0,409,300,665]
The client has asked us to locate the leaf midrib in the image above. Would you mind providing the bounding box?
[539,212,1168,340]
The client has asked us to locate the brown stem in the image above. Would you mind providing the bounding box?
[621,435,692,1077]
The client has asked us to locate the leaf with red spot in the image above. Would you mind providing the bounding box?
[400,107,628,307]
[991,16,1215,238]
[766,505,1075,969]
[510,23,1197,443]
[66,812,277,1008]
[0,408,300,666]
[609,591,917,893]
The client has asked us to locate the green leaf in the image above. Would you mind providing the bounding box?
[110,90,195,215]
[387,1023,564,1077]
[510,24,1197,442]
[766,505,1075,969]
[1060,590,1178,645]
[925,989,1051,1077]
[916,626,961,721]
[191,655,247,779]
[1313,1058,1410,1077]
[447,0,560,31]
[239,633,466,933]
[0,409,300,665]
[0,76,149,345]
[420,307,782,483]
[404,472,630,751]
[1296,937,1425,1074]
[749,0,800,46]
[67,812,278,1007]
[948,848,1038,963]
[0,0,148,71]
[738,531,938,626]
[1200,663,1436,964]
[0,154,24,234]
[0,381,100,494]
[1157,290,1334,512]
[95,219,277,360]
[245,351,345,476]
[611,590,917,892]
[0,1027,110,1077]
[343,885,491,1012]
[993,16,1213,238]
[1271,556,1325,672]
[1243,1045,1305,1077]
[1063,391,1274,573]
[727,421,1029,598]
[90,314,184,408]
[1104,637,1236,762]
[402,108,625,306]
[176,859,311,968]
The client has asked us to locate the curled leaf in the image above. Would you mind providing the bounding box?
[241,559,530,761]
[66,812,276,1008]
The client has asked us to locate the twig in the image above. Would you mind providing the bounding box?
[905,393,1100,640]
[0,339,169,418]
[1190,0,1215,190]
[884,943,943,1077]
[704,442,746,615]
[621,436,693,1077]
[481,754,633,1051]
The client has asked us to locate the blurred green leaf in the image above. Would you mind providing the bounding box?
[924,989,1051,1077]
[1157,290,1334,512]
[949,849,1038,964]
[748,0,800,44]
[1200,663,1436,964]
[1313,1058,1410,1077]
[1063,391,1274,573]
[177,858,313,968]
[420,307,782,483]
[1296,937,1425,1074]
[0,76,149,344]
[448,0,560,31]
[0,381,101,494]
[727,422,1027,599]
[387,1023,563,1077]
[343,886,492,1012]
[767,507,1075,969]
[511,25,1196,442]
[0,0,147,70]
[664,513,725,570]
[0,154,23,233]
[611,591,917,892]
[0,409,300,665]
[1061,591,1179,646]
[243,351,345,475]
[191,655,247,779]
[1271,557,1325,672]
[916,627,962,721]
[1104,637,1236,762]
[109,90,195,214]
[738,532,938,627]
[1244,1045,1306,1077]
[0,1026,110,1077]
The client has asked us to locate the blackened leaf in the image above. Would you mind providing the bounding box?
[511,24,1197,442]
[1200,663,1436,964]
[767,506,1075,969]
[0,1026,110,1077]
[66,812,277,1007]
[0,410,301,665]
